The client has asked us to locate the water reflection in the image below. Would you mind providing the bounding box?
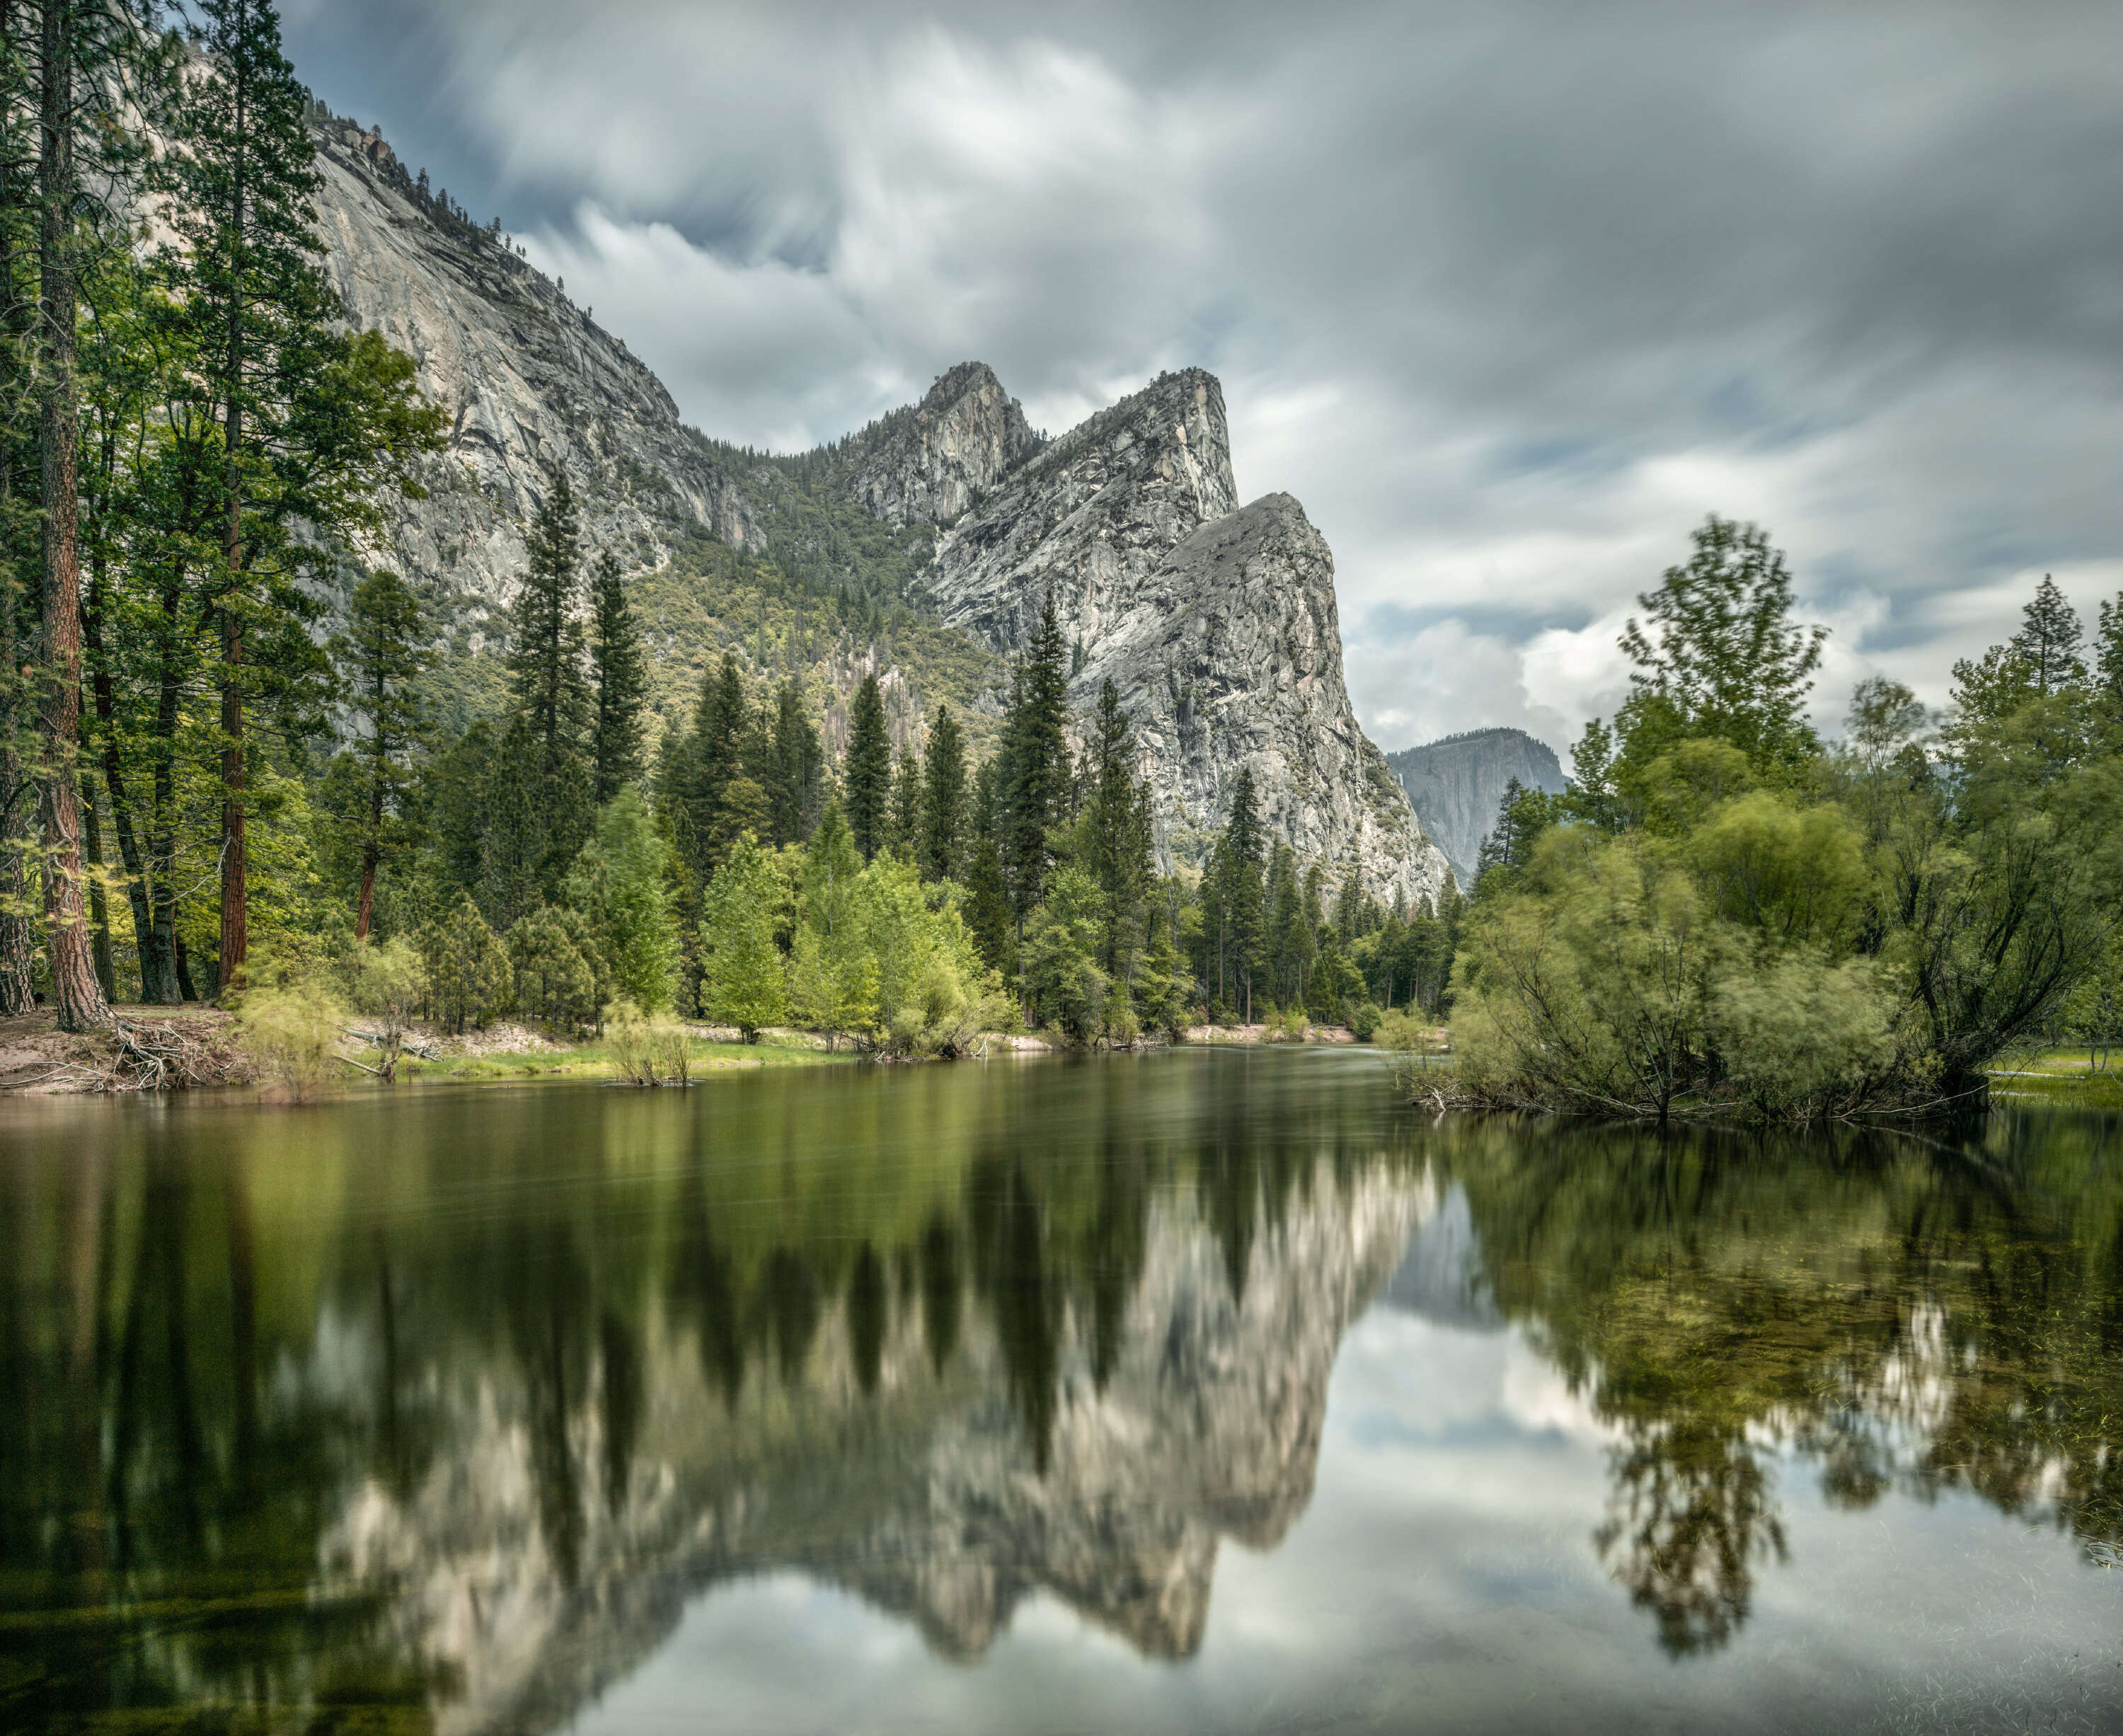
[1,1062,2120,1733]
[1424,1115,2123,1656]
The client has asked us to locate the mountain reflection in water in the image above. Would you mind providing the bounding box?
[3,1052,2122,1735]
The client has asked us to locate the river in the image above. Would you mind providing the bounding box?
[4,1049,2120,1733]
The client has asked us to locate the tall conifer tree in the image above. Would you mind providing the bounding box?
[588,552,647,804]
[887,750,922,859]
[919,703,967,883]
[23,0,161,1024]
[764,678,822,845]
[1001,593,1070,922]
[845,674,891,861]
[330,570,429,939]
[168,0,341,989]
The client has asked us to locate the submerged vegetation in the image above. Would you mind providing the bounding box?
[1449,521,2123,1121]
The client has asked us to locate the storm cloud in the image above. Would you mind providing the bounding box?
[284,0,2123,751]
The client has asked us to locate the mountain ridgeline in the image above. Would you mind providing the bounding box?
[309,111,1449,904]
[1386,728,1566,889]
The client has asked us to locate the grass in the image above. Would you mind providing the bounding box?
[366,1031,839,1084]
[1985,1048,2123,1110]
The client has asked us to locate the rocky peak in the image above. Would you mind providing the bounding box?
[918,367,1448,903]
[848,361,1044,528]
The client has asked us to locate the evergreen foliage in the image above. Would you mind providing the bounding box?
[324,570,430,941]
[588,553,648,804]
[919,703,967,883]
[844,674,892,861]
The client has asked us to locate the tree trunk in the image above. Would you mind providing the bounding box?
[82,760,115,1003]
[355,767,383,940]
[219,616,245,991]
[0,805,34,1015]
[174,931,197,1003]
[36,0,111,1032]
[83,582,178,1002]
[217,39,248,994]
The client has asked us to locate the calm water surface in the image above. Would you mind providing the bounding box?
[4,1049,2122,1734]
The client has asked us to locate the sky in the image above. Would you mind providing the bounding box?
[282,0,2123,755]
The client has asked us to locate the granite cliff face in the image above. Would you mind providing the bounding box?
[1386,727,1567,890]
[921,371,1448,901]
[310,115,767,604]
[847,361,1045,528]
[308,111,1446,899]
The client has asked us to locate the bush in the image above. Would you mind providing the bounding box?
[238,977,349,1101]
[1350,1001,1383,1042]
[1264,1008,1310,1044]
[343,937,426,1081]
[606,999,691,1085]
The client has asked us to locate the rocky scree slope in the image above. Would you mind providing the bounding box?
[309,115,1445,899]
[1386,727,1565,890]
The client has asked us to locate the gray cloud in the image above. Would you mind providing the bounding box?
[287,0,2123,750]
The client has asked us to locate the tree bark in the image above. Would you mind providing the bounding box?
[217,26,249,994]
[83,573,178,1002]
[82,756,115,1003]
[37,0,112,1031]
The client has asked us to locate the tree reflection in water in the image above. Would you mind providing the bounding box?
[1,1066,2120,1731]
[1428,1110,2123,1653]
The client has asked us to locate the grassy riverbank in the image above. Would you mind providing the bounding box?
[1985,1050,2123,1110]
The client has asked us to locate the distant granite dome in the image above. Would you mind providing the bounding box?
[1387,727,1566,890]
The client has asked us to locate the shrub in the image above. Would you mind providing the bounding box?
[238,977,350,1101]
[606,999,691,1085]
[343,937,425,1081]
[1350,1001,1383,1042]
[1264,1008,1311,1044]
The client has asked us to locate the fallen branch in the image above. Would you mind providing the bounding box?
[340,1025,441,1060]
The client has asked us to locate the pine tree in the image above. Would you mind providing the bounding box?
[328,570,430,939]
[166,0,373,989]
[919,703,967,883]
[1952,574,2090,729]
[2096,595,2123,745]
[23,0,164,1025]
[500,469,594,897]
[674,653,749,865]
[845,674,892,861]
[510,469,590,783]
[962,759,1013,974]
[588,552,647,804]
[1264,844,1303,1007]
[2014,575,2086,696]
[887,749,923,859]
[764,677,823,846]
[416,892,510,1034]
[1213,767,1267,1022]
[1078,679,1151,978]
[1616,516,1826,783]
[1001,593,1070,921]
